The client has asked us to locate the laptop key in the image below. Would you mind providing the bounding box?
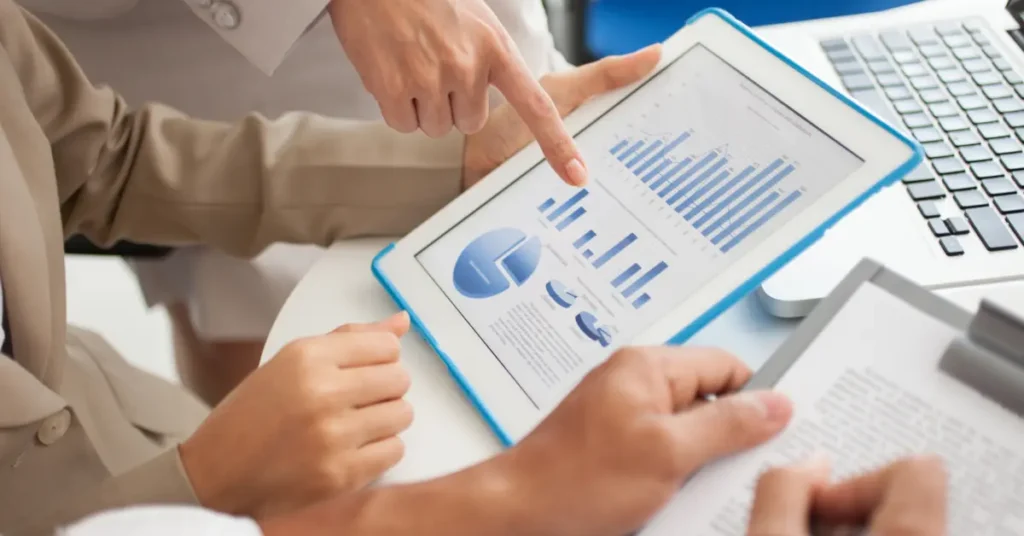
[972,160,1005,178]
[912,127,943,143]
[994,98,1024,114]
[1016,84,1024,99]
[901,63,927,77]
[953,47,982,61]
[955,190,989,209]
[894,99,923,114]
[929,102,959,118]
[963,59,992,73]
[950,130,981,147]
[995,195,1024,214]
[919,89,948,103]
[958,95,988,110]
[942,172,976,191]
[903,163,936,184]
[885,86,913,100]
[933,157,965,175]
[910,75,940,91]
[1009,213,1024,244]
[938,69,966,84]
[929,219,951,237]
[821,38,849,51]
[982,178,1017,196]
[979,123,1012,140]
[904,113,932,129]
[983,84,1014,100]
[906,180,946,200]
[919,201,941,218]
[852,35,886,61]
[880,31,913,51]
[922,141,954,159]
[995,58,1014,72]
[919,44,947,58]
[943,34,972,48]
[939,116,970,132]
[929,56,956,71]
[1005,71,1024,85]
[972,71,1003,86]
[935,22,964,36]
[966,207,1017,251]
[946,81,975,97]
[892,50,918,64]
[947,216,971,235]
[960,145,992,163]
[1014,171,1024,188]
[1005,111,1024,128]
[835,60,867,76]
[876,73,904,87]
[988,137,1022,155]
[870,60,897,74]
[910,27,940,45]
[964,19,986,33]
[842,74,875,91]
[939,236,965,256]
[1001,153,1024,170]
[968,108,1000,124]
[827,47,856,63]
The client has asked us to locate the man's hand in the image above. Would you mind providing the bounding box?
[328,0,652,187]
[259,346,792,536]
[748,455,948,535]
[179,313,415,518]
[462,45,662,188]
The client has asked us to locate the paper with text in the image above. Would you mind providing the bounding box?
[641,282,1024,535]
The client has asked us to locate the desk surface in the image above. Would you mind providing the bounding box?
[260,238,799,484]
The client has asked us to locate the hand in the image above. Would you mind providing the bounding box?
[748,455,948,535]
[179,313,415,518]
[258,346,792,536]
[462,45,662,188]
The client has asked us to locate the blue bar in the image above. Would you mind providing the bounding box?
[626,140,664,168]
[610,139,630,155]
[593,233,637,268]
[632,294,651,309]
[583,250,594,259]
[721,190,803,253]
[573,230,596,249]
[648,158,692,191]
[612,263,641,288]
[710,191,781,245]
[676,169,731,214]
[623,262,668,298]
[703,164,797,236]
[641,159,673,183]
[617,141,645,162]
[556,207,586,231]
[693,159,786,230]
[683,166,756,220]
[635,132,691,175]
[547,189,589,222]
[538,198,555,212]
[659,152,718,199]
[666,158,729,206]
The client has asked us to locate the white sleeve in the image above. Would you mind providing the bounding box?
[180,0,331,75]
[59,506,262,536]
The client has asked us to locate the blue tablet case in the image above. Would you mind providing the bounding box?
[371,7,923,447]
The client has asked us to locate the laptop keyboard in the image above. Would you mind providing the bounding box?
[821,18,1024,257]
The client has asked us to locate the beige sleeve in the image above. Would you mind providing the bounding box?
[2,2,464,259]
[181,0,331,75]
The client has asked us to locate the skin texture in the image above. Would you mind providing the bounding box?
[259,346,795,536]
[747,455,948,535]
[328,0,589,186]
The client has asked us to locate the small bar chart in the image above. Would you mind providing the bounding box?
[609,130,806,256]
[538,189,669,310]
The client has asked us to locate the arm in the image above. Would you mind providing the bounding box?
[3,2,463,258]
[180,0,330,75]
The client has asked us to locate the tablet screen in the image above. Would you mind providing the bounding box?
[416,44,863,408]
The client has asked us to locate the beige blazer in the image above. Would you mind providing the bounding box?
[0,2,464,534]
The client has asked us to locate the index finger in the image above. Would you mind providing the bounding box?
[655,346,752,410]
[815,456,947,534]
[490,50,585,187]
[306,330,402,368]
[747,458,832,536]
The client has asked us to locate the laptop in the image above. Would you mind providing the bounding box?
[756,0,1024,318]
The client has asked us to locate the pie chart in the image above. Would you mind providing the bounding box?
[545,280,578,308]
[575,312,613,347]
[453,228,543,299]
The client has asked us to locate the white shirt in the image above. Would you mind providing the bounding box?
[62,506,260,536]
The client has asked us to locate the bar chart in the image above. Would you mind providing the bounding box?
[609,132,806,255]
[538,189,669,310]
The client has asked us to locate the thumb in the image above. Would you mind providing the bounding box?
[333,312,411,338]
[671,391,792,470]
[547,44,662,114]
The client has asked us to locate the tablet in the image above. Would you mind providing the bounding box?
[372,8,922,445]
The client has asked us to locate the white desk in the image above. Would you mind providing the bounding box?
[260,238,800,485]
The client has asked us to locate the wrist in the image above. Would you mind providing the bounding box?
[178,441,248,515]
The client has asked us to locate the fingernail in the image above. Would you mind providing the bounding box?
[566,158,587,186]
[734,391,792,423]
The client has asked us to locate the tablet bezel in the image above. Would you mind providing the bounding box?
[374,9,921,443]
